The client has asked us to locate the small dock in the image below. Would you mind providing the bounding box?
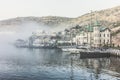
[71,49,120,58]
[71,51,110,58]
[107,49,120,57]
[80,51,110,58]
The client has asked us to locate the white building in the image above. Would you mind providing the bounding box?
[29,30,58,47]
[74,21,111,47]
[74,31,88,45]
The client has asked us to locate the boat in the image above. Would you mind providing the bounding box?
[14,39,28,48]
[58,45,77,52]
[61,44,91,53]
[30,43,58,49]
[76,44,91,49]
[62,48,79,52]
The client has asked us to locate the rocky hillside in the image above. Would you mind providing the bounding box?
[0,6,120,29]
[0,16,73,27]
[0,6,120,46]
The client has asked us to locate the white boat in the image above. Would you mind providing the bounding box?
[61,45,91,53]
[76,45,91,49]
[14,39,28,48]
[60,45,77,52]
[62,48,78,52]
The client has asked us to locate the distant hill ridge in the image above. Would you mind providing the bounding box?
[0,6,120,46]
[0,6,120,28]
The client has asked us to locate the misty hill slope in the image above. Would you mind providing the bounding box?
[0,6,120,46]
[0,16,74,28]
[0,6,120,28]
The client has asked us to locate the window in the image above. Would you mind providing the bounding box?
[100,34,101,37]
[104,34,105,37]
[104,39,105,44]
[100,39,101,43]
[95,40,97,43]
[107,34,109,37]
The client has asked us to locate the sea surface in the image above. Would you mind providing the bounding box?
[0,34,120,80]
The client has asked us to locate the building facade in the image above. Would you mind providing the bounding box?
[74,21,111,48]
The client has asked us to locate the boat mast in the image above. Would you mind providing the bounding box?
[90,10,93,47]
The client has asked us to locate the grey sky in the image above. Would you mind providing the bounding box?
[0,0,120,20]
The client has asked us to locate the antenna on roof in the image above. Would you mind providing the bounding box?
[95,13,101,26]
[95,14,97,21]
[95,12,98,22]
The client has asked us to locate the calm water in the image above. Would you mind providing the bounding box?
[0,34,120,80]
[0,46,120,80]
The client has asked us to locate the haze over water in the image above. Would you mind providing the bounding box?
[0,31,119,80]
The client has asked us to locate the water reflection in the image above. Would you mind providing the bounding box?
[0,46,119,80]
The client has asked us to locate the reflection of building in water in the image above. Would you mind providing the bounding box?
[69,57,120,80]
[93,59,101,80]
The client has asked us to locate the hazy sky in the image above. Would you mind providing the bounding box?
[0,0,120,20]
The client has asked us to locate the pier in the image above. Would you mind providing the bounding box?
[107,49,120,57]
[71,48,120,58]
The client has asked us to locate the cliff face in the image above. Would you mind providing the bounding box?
[0,6,120,46]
